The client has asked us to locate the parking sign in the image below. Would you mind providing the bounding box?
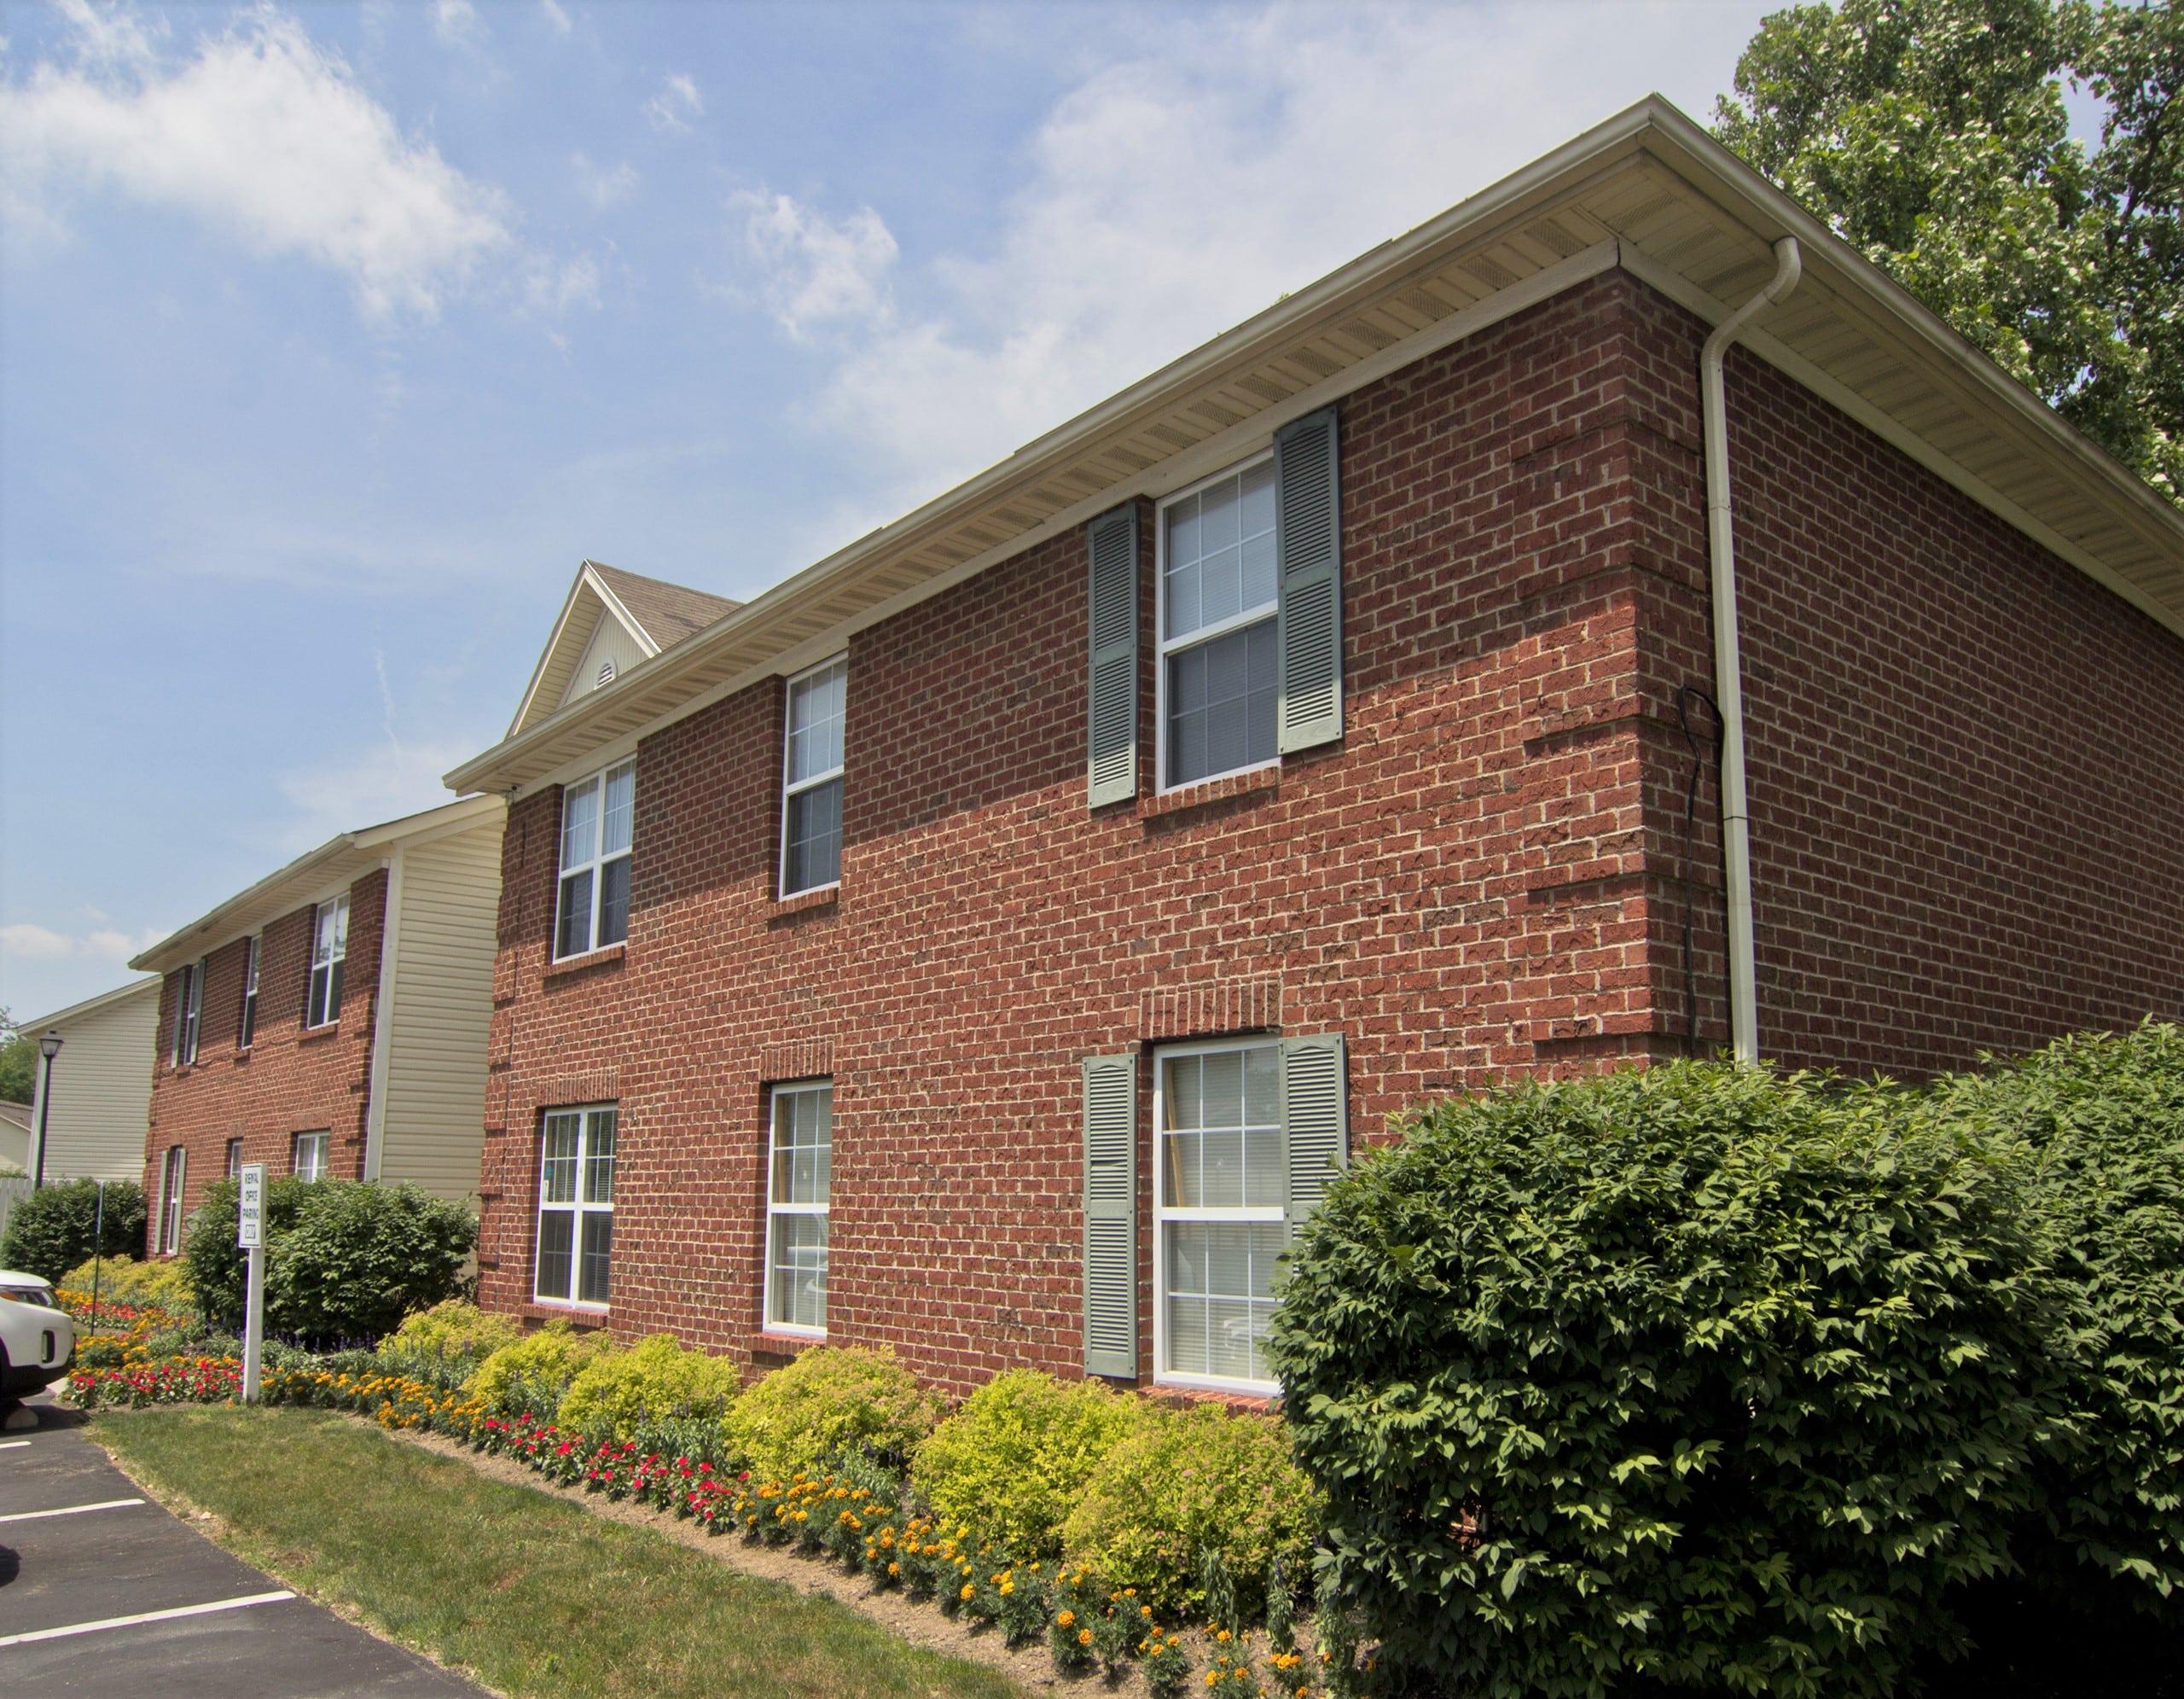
[237,1162,266,1248]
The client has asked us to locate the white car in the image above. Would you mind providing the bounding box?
[0,1268,76,1399]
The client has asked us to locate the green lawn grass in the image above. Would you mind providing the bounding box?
[94,1405,1023,1698]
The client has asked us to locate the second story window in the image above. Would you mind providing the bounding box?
[226,1137,244,1178]
[555,759,635,959]
[307,896,348,1028]
[1159,456,1280,790]
[780,656,846,898]
[172,959,204,1065]
[238,934,261,1049]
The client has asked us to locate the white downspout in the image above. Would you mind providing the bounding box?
[1700,236,1801,1063]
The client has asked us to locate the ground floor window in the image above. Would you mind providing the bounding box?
[292,1130,328,1181]
[160,1145,187,1254]
[1153,1039,1284,1393]
[226,1137,244,1178]
[537,1105,615,1307]
[764,1080,831,1335]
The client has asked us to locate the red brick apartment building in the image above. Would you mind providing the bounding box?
[449,100,2184,1399]
[133,797,504,1254]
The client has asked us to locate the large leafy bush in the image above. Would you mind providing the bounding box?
[468,1320,611,1420]
[181,1176,313,1326]
[1931,1017,2184,1642]
[723,1346,940,1480]
[0,1178,145,1283]
[910,1370,1148,1560]
[557,1335,740,1441]
[1269,1059,2060,1699]
[1060,1401,1318,1622]
[183,1178,474,1341]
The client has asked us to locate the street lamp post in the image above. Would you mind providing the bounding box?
[32,1030,62,1189]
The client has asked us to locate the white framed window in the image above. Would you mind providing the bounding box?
[172,959,205,1065]
[764,1080,831,1335]
[536,1106,615,1306]
[225,1137,244,1179]
[779,656,846,898]
[555,759,635,959]
[238,934,261,1049]
[160,1145,187,1255]
[1157,455,1280,791]
[1153,1038,1285,1394]
[307,896,349,1028]
[292,1129,329,1181]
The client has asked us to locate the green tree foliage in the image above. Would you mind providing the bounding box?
[1269,1061,2062,1698]
[1716,0,2184,503]
[0,1007,37,1105]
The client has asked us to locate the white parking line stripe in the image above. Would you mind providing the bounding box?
[0,1590,297,1649]
[0,1496,145,1524]
[0,1440,31,1449]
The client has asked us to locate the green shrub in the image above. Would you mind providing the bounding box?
[722,1347,940,1480]
[58,1253,192,1310]
[556,1335,740,1441]
[181,1176,314,1327]
[468,1321,612,1420]
[1269,1058,2060,1699]
[911,1370,1149,1560]
[0,1178,145,1283]
[258,1181,476,1341]
[1931,1017,2184,1615]
[377,1299,521,1388]
[1060,1402,1317,1622]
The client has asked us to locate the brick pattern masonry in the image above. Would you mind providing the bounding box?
[452,272,2180,1395]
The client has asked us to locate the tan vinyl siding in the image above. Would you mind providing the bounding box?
[30,981,160,1183]
[376,814,504,1200]
[559,612,649,709]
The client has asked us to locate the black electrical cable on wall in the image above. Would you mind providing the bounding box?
[1675,685,1723,1049]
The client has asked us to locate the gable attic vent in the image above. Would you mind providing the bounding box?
[596,659,617,687]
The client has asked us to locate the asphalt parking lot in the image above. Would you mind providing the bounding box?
[0,1394,479,1695]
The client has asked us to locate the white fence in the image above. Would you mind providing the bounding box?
[0,1176,33,1245]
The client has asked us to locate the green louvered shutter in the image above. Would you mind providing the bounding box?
[1085,505,1139,808]
[1275,406,1344,753]
[1280,1034,1349,1242]
[1082,1052,1138,1377]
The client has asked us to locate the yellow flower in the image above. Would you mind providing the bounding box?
[960,1583,975,1602]
[1056,1610,1076,1628]
[1077,1629,1093,1647]
[887,1562,900,1577]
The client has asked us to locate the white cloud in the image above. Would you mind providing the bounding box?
[738,0,1770,534]
[539,0,573,38]
[432,0,484,49]
[0,5,585,322]
[572,150,637,209]
[644,71,702,132]
[0,921,164,967]
[729,189,897,339]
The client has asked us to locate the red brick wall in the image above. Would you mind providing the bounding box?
[476,276,1673,1393]
[1622,283,2184,1074]
[142,870,386,1253]
[475,270,2184,1393]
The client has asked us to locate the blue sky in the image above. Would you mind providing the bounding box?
[0,0,1801,1020]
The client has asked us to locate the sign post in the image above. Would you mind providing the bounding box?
[238,1163,265,1405]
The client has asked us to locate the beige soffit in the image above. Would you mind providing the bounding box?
[508,561,741,738]
[129,794,504,975]
[447,93,2184,799]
